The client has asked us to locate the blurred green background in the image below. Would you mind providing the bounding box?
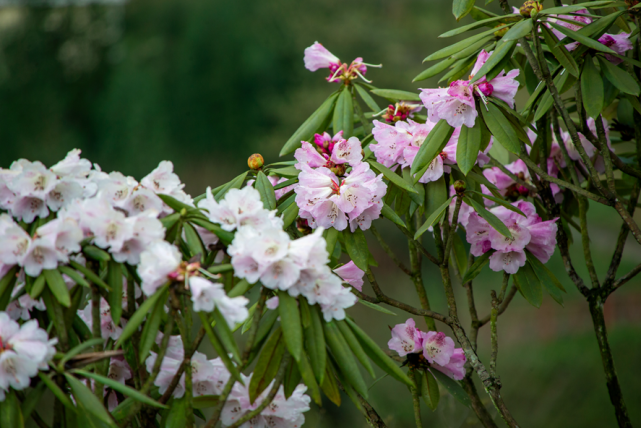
[2,0,640,426]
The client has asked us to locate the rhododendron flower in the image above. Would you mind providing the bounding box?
[430,348,466,381]
[79,298,123,341]
[333,261,365,291]
[106,357,133,411]
[138,240,182,296]
[295,132,363,171]
[0,312,57,401]
[304,41,378,83]
[421,331,455,366]
[388,318,422,357]
[189,276,249,327]
[420,50,519,128]
[199,186,277,232]
[380,101,423,123]
[140,160,193,208]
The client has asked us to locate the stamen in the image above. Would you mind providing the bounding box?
[372,108,388,117]
[329,64,346,82]
[361,62,383,68]
[354,69,372,83]
[475,86,490,112]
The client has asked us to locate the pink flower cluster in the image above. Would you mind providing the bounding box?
[466,201,557,274]
[388,318,466,381]
[222,374,311,428]
[295,134,386,232]
[304,41,378,83]
[420,50,519,128]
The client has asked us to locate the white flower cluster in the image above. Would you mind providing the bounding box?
[200,185,357,321]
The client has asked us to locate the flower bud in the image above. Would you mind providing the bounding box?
[247,153,264,170]
[329,163,347,177]
[494,24,509,38]
[454,180,466,194]
[520,0,542,17]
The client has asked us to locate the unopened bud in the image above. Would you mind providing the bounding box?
[330,163,347,177]
[520,0,542,17]
[494,24,509,38]
[247,153,264,170]
[454,180,466,194]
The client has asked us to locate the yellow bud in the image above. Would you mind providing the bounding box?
[247,153,264,170]
[520,0,542,17]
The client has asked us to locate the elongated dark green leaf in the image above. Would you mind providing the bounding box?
[21,382,46,421]
[541,1,615,15]
[255,171,278,210]
[430,369,472,408]
[410,119,454,177]
[107,261,122,324]
[297,351,322,405]
[464,196,512,238]
[336,320,376,378]
[343,228,370,272]
[368,160,418,194]
[439,55,477,84]
[461,250,494,283]
[513,262,543,307]
[548,22,616,54]
[165,397,187,428]
[65,373,118,427]
[0,266,18,301]
[468,190,526,217]
[193,395,219,409]
[359,299,397,316]
[452,35,495,60]
[250,327,285,403]
[426,25,511,61]
[324,321,368,398]
[421,370,441,411]
[269,166,300,178]
[526,253,565,304]
[534,69,570,121]
[0,391,24,428]
[379,203,405,228]
[320,364,341,406]
[323,228,339,257]
[457,122,482,175]
[58,265,89,288]
[187,217,234,245]
[344,318,414,388]
[273,177,298,191]
[276,194,295,214]
[413,57,457,82]
[370,89,420,101]
[139,288,167,363]
[213,171,249,201]
[69,260,110,290]
[306,305,327,384]
[212,308,242,362]
[38,373,76,412]
[43,269,70,307]
[402,168,425,206]
[580,55,605,119]
[481,103,520,154]
[453,0,475,20]
[440,14,519,38]
[502,18,532,41]
[470,39,516,83]
[280,92,339,156]
[116,284,168,348]
[60,337,104,366]
[183,222,205,261]
[83,245,110,262]
[354,83,381,112]
[281,202,299,229]
[199,311,243,383]
[278,291,303,362]
[333,86,355,138]
[73,369,168,409]
[451,232,468,275]
[540,25,579,77]
[207,264,233,275]
[415,196,454,240]
[597,56,640,96]
[28,273,46,299]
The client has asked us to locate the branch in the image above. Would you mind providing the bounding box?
[478,286,517,327]
[489,291,499,380]
[158,327,206,404]
[410,369,423,428]
[370,224,412,276]
[488,155,538,195]
[610,262,641,293]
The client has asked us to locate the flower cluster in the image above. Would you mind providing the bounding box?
[294,135,386,231]
[0,312,57,400]
[388,318,466,381]
[420,49,520,128]
[304,41,379,83]
[222,374,311,428]
[466,200,558,274]
[203,185,357,321]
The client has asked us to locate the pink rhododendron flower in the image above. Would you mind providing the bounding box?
[431,348,466,381]
[79,298,123,341]
[421,331,455,366]
[190,276,249,327]
[333,261,365,291]
[388,318,422,357]
[304,41,378,83]
[137,240,182,296]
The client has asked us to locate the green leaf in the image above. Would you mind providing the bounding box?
[199,311,244,383]
[278,292,303,363]
[250,326,285,403]
[501,18,533,41]
[344,318,414,388]
[468,190,526,217]
[410,119,454,178]
[359,299,397,316]
[439,14,518,38]
[207,264,234,275]
[421,370,441,411]
[451,232,469,275]
[0,391,24,428]
[413,57,458,82]
[457,122,482,175]
[414,196,454,240]
[165,397,187,428]
[548,22,616,54]
[83,245,111,262]
[320,364,342,406]
[481,103,520,154]
[212,308,242,362]
[29,273,46,299]
[333,86,355,138]
[60,337,104,366]
[38,373,76,412]
[597,55,640,96]
[534,69,570,121]
[526,252,566,304]
[281,202,299,229]
[323,321,369,398]
[20,382,46,421]
[425,25,511,61]
[58,265,90,288]
[280,92,339,156]
[64,373,118,427]
[430,369,472,408]
[453,0,475,20]
[183,222,205,261]
[469,39,517,83]
[461,250,494,283]
[269,166,300,178]
[43,269,71,308]
[73,369,168,409]
[370,89,420,101]
[255,171,278,210]
[193,395,220,409]
[367,160,418,194]
[513,262,543,308]
[336,320,376,378]
[107,261,123,324]
[354,83,381,112]
[272,177,298,191]
[580,55,605,119]
[214,171,249,201]
[139,288,167,363]
[402,168,425,206]
[540,24,579,77]
[116,284,168,348]
[306,305,327,385]
[324,228,339,256]
[381,203,407,228]
[69,260,111,291]
[343,228,370,272]
[297,351,322,405]
[452,35,495,60]
[464,196,512,238]
[187,217,234,245]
